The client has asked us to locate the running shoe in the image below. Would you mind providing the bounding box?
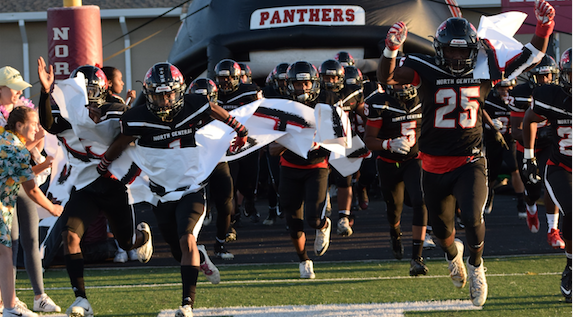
[447,238,467,289]
[299,260,316,279]
[314,218,331,256]
[547,228,565,249]
[65,297,94,317]
[337,216,353,237]
[467,258,488,307]
[197,245,220,284]
[33,293,61,312]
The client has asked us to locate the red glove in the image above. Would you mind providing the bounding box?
[385,21,408,51]
[229,135,248,154]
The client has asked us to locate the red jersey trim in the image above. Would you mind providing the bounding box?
[546,159,572,172]
[411,71,421,87]
[366,119,382,128]
[511,111,525,118]
[418,152,473,174]
[280,156,328,169]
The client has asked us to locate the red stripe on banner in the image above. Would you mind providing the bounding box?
[445,0,462,18]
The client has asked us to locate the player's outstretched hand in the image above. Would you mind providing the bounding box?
[230,135,248,154]
[386,21,408,51]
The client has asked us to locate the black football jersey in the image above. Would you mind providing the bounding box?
[281,89,340,166]
[120,93,212,149]
[531,84,572,169]
[218,83,261,111]
[484,91,512,138]
[402,54,491,156]
[262,85,283,98]
[365,91,422,161]
[509,83,552,148]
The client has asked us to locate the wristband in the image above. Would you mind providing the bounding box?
[535,20,554,38]
[524,148,535,159]
[383,47,399,59]
[382,139,389,150]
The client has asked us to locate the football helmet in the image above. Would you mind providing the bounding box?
[70,65,108,106]
[560,47,572,91]
[492,78,516,101]
[386,84,417,102]
[188,77,218,102]
[237,62,252,84]
[529,54,559,86]
[433,17,479,75]
[335,51,355,67]
[343,66,363,86]
[214,59,241,93]
[319,59,345,92]
[286,61,321,102]
[142,62,186,122]
[271,62,290,96]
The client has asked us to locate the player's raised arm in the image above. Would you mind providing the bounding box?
[529,0,555,54]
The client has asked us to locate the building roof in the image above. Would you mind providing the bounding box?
[1,0,186,13]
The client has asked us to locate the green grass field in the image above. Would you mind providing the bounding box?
[15,254,572,316]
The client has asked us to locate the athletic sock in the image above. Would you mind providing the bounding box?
[181,265,199,308]
[65,253,86,298]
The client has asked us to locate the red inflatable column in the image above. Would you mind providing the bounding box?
[47,5,103,81]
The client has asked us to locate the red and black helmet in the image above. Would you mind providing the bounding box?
[188,77,218,103]
[214,59,241,93]
[142,62,186,122]
[433,17,479,76]
[70,65,108,106]
[319,59,345,92]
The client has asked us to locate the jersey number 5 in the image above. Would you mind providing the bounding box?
[434,87,479,129]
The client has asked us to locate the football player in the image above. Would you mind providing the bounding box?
[37,59,153,317]
[363,83,430,276]
[215,59,262,223]
[522,47,572,303]
[269,61,339,279]
[378,0,555,306]
[99,62,249,317]
[483,79,524,216]
[509,55,564,248]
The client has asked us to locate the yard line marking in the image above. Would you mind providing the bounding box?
[157,300,481,317]
[18,272,560,291]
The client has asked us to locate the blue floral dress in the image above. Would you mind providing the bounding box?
[0,128,34,247]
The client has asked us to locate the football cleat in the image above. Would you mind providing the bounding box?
[299,260,316,279]
[136,222,153,263]
[65,297,93,317]
[467,258,488,307]
[423,232,436,250]
[447,238,467,289]
[263,206,278,225]
[197,244,220,284]
[337,216,353,237]
[314,217,331,256]
[175,304,193,317]
[547,228,565,249]
[214,242,234,260]
[525,204,539,233]
[409,257,429,276]
[561,264,572,303]
[33,293,61,312]
[390,232,404,260]
[113,250,128,263]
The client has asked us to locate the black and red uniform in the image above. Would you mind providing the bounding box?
[530,84,572,239]
[119,93,212,261]
[483,90,517,190]
[401,53,491,251]
[280,90,338,240]
[365,90,426,231]
[38,92,137,250]
[510,83,552,202]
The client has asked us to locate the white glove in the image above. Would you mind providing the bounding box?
[535,0,555,25]
[491,118,503,131]
[383,136,411,155]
